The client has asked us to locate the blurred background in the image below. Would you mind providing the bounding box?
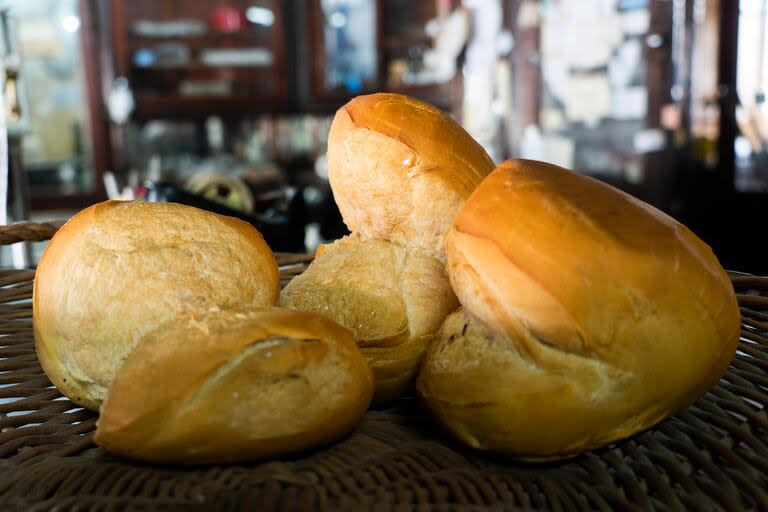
[0,0,766,273]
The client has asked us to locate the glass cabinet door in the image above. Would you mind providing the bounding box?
[314,0,378,97]
[6,0,98,201]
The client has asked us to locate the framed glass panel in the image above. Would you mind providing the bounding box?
[320,0,378,94]
[6,0,95,197]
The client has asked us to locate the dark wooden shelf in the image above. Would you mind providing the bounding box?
[107,1,462,122]
[129,78,458,121]
[30,191,106,211]
[385,81,459,110]
[382,37,431,50]
[125,37,272,53]
[126,30,271,42]
[130,63,274,73]
[131,94,289,119]
[111,0,288,116]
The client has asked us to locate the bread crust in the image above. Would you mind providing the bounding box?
[327,93,495,260]
[281,237,458,401]
[94,307,373,464]
[33,200,280,410]
[418,160,741,459]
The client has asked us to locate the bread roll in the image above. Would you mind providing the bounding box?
[417,159,740,460]
[280,236,458,401]
[34,200,279,411]
[327,93,495,260]
[282,94,481,398]
[95,307,373,464]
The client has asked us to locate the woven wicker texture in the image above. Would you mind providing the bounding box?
[0,222,766,511]
[0,221,65,246]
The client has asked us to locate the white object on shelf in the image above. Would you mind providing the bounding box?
[566,74,612,124]
[422,7,470,83]
[621,9,650,36]
[107,77,134,125]
[179,80,232,97]
[246,7,275,27]
[633,129,666,153]
[103,171,120,199]
[542,135,575,170]
[462,0,505,162]
[608,39,643,88]
[132,19,208,38]
[611,86,648,120]
[200,48,273,67]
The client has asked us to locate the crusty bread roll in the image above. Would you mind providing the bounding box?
[34,200,279,411]
[417,159,740,460]
[280,93,488,400]
[280,236,458,401]
[327,93,495,260]
[95,307,373,464]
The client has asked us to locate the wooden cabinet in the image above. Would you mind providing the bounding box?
[304,0,462,111]
[12,0,112,210]
[108,0,289,119]
[104,0,463,119]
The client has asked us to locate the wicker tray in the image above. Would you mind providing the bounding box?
[1,222,767,511]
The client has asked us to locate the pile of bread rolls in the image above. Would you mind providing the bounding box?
[34,201,372,464]
[33,93,739,465]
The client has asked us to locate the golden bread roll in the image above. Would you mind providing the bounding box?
[327,93,495,260]
[34,200,279,411]
[280,236,458,401]
[417,159,740,460]
[95,307,373,464]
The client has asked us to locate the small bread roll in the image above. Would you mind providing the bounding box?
[280,237,458,401]
[418,159,740,460]
[327,93,495,260]
[94,307,373,464]
[34,200,279,411]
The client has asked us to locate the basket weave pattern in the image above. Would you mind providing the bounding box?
[0,223,766,511]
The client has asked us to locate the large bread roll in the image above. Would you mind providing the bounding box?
[95,307,373,464]
[281,94,488,400]
[280,237,458,401]
[327,93,495,260]
[417,159,740,460]
[34,200,279,411]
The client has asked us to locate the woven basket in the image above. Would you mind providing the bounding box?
[1,221,766,511]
